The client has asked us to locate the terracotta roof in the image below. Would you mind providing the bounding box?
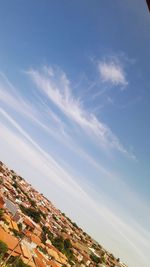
[34,249,50,267]
[21,243,32,259]
[48,260,59,267]
[34,249,45,260]
[23,217,35,229]
[0,226,21,255]
[25,231,41,246]
[46,243,67,259]
[46,247,67,265]
[11,220,19,231]
[22,257,36,267]
[34,256,47,267]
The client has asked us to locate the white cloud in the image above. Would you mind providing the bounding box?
[98,60,128,86]
[27,66,133,159]
[0,72,124,175]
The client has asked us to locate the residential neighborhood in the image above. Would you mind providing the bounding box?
[0,161,127,267]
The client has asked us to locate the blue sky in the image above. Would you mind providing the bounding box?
[0,1,150,266]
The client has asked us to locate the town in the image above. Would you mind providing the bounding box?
[0,161,127,267]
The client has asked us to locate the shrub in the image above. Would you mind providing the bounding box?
[0,240,8,255]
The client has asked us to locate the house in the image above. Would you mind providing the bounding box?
[22,217,35,231]
[20,243,36,267]
[4,198,18,216]
[25,230,41,248]
[33,224,42,237]
[34,249,59,267]
[0,226,22,257]
[10,219,19,232]
[46,244,68,266]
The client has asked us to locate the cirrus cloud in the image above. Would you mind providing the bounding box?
[27,66,134,159]
[98,60,128,87]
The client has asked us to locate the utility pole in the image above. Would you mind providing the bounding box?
[2,226,27,266]
[2,235,24,266]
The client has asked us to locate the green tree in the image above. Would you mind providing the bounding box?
[64,239,72,250]
[90,253,101,264]
[18,222,23,231]
[72,222,78,228]
[0,240,8,258]
[20,206,41,223]
[52,237,74,262]
[0,209,4,218]
[52,236,64,252]
[12,257,31,267]
[41,226,53,243]
[12,229,23,238]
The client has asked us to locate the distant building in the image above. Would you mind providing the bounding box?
[4,198,18,216]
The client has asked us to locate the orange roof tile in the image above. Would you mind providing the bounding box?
[34,249,47,262]
[0,226,22,254]
[23,217,35,228]
[48,260,59,267]
[21,244,32,259]
[11,220,19,231]
[22,257,36,267]
[25,230,41,246]
[34,257,46,267]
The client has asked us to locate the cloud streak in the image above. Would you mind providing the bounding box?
[27,66,134,159]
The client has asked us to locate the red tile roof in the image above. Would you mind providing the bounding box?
[23,217,35,229]
[0,226,21,255]
[48,260,59,267]
[34,257,46,267]
[25,230,41,246]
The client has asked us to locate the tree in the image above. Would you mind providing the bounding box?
[52,237,74,262]
[18,223,23,231]
[52,237,64,252]
[12,229,23,238]
[0,209,4,218]
[64,239,72,250]
[0,240,8,256]
[11,257,31,267]
[72,222,78,228]
[41,226,53,243]
[90,253,101,264]
[20,206,41,223]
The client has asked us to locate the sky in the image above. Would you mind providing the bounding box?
[0,1,150,266]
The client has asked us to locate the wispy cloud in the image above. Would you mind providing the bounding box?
[98,60,128,87]
[0,72,69,141]
[27,66,134,159]
[0,71,128,182]
[0,108,86,198]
